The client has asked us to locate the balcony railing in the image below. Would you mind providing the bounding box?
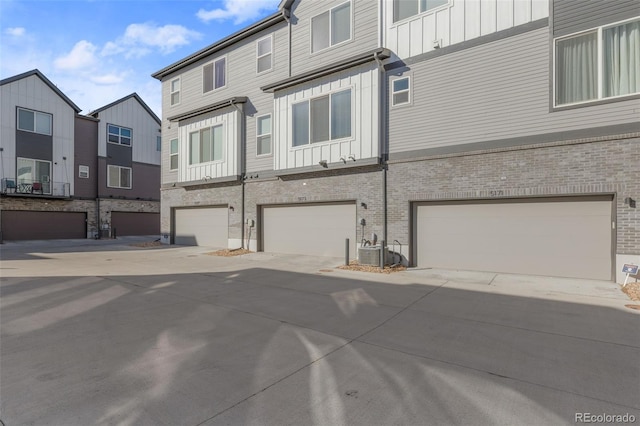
[1,178,70,197]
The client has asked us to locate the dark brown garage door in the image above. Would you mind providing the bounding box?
[111,212,159,236]
[1,211,86,240]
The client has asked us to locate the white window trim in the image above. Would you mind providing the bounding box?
[169,138,179,171]
[78,165,90,179]
[107,124,133,147]
[310,0,353,55]
[170,77,181,106]
[17,107,53,136]
[390,75,411,107]
[188,124,225,166]
[553,16,640,108]
[203,56,227,94]
[391,0,451,26]
[256,114,272,157]
[107,165,132,189]
[290,86,354,150]
[256,34,273,75]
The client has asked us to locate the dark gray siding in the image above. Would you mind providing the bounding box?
[74,116,98,198]
[553,0,639,37]
[98,157,160,200]
[16,131,52,161]
[106,142,133,167]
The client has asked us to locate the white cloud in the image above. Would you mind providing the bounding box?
[53,40,98,70]
[101,23,202,57]
[90,73,126,85]
[4,27,25,37]
[197,0,280,25]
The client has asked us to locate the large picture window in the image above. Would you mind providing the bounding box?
[555,18,639,106]
[17,157,52,194]
[203,57,226,92]
[292,89,352,147]
[17,108,52,135]
[393,0,449,23]
[107,165,131,189]
[189,125,223,165]
[108,124,132,146]
[311,2,351,53]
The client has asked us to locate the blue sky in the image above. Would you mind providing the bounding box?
[0,0,280,116]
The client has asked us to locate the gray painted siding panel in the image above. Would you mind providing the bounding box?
[388,27,639,155]
[16,131,52,161]
[290,0,379,76]
[553,0,639,36]
[106,143,132,167]
[74,117,98,198]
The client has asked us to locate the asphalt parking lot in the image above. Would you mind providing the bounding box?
[1,237,639,426]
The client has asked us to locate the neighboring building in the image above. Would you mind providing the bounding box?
[152,0,639,283]
[0,70,161,240]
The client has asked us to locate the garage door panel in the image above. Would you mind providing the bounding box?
[174,207,227,247]
[416,199,612,280]
[111,212,159,236]
[263,204,356,258]
[1,211,86,240]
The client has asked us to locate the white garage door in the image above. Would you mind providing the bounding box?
[415,197,612,280]
[174,207,228,247]
[263,203,356,258]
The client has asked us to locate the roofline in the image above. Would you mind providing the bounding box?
[167,96,248,122]
[261,48,392,93]
[89,93,161,125]
[152,10,289,80]
[1,69,82,113]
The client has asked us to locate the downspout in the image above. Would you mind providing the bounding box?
[374,50,388,245]
[284,8,292,77]
[232,101,246,249]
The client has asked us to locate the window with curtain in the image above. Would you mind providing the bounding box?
[203,57,226,93]
[291,89,352,147]
[311,1,351,53]
[555,18,639,106]
[189,125,223,165]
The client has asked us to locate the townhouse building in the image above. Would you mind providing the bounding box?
[153,0,638,283]
[0,70,161,240]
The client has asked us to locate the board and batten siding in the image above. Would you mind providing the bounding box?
[177,107,240,182]
[290,0,379,76]
[552,0,639,37]
[386,0,549,60]
[96,97,161,165]
[273,63,379,171]
[0,74,75,195]
[388,26,639,155]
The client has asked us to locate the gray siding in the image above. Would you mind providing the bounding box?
[387,26,639,155]
[106,143,132,167]
[98,157,160,200]
[16,130,52,161]
[552,0,639,37]
[290,0,379,76]
[74,116,98,199]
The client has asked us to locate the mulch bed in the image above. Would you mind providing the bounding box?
[130,240,162,248]
[622,282,640,301]
[206,248,252,257]
[336,260,406,274]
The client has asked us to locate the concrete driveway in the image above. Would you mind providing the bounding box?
[1,238,638,426]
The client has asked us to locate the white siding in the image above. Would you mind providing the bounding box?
[0,75,76,195]
[273,63,380,171]
[96,97,160,165]
[385,0,550,59]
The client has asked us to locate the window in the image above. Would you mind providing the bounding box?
[170,139,179,170]
[203,57,226,92]
[391,77,411,106]
[555,18,640,106]
[170,78,180,105]
[108,124,132,146]
[189,125,223,165]
[18,157,52,194]
[17,108,52,135]
[257,36,273,73]
[78,165,89,179]
[157,136,162,151]
[292,89,351,147]
[311,2,351,53]
[256,115,272,156]
[107,165,132,189]
[393,0,449,22]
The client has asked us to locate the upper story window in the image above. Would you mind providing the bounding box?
[393,0,449,23]
[108,124,132,146]
[391,77,411,106]
[107,165,132,189]
[257,35,273,73]
[555,18,640,107]
[17,108,52,135]
[311,1,351,53]
[170,139,179,170]
[189,125,223,165]
[292,88,352,147]
[170,77,180,105]
[256,114,272,156]
[203,57,226,93]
